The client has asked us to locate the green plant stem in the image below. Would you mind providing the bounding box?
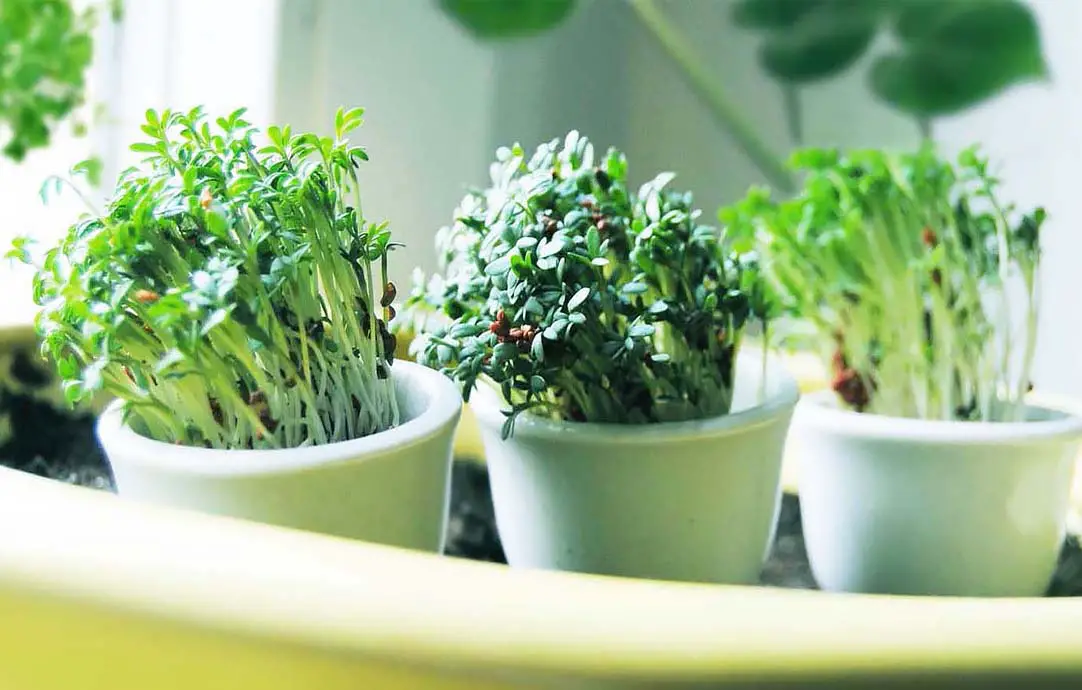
[627,0,794,193]
[918,117,933,141]
[783,86,804,146]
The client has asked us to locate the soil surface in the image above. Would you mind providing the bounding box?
[0,344,1079,596]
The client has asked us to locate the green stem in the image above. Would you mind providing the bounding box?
[627,0,794,193]
[783,86,804,146]
[918,117,933,141]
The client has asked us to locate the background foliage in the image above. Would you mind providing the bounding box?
[439,0,1047,190]
[0,0,111,162]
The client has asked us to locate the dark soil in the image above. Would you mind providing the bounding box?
[1,345,1079,595]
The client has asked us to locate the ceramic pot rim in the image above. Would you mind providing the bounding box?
[95,360,462,476]
[797,389,1082,445]
[468,353,800,444]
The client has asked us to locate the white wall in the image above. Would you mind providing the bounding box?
[274,0,499,293]
[272,0,635,291]
[104,0,282,179]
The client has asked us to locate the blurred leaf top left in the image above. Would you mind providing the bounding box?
[0,0,104,162]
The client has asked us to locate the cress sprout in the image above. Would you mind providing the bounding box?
[722,144,1042,422]
[406,131,768,438]
[13,106,402,449]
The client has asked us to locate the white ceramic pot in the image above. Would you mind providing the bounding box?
[793,390,1082,597]
[469,352,800,584]
[96,360,461,553]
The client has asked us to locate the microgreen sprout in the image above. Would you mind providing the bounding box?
[722,144,1042,422]
[406,131,767,438]
[12,106,403,449]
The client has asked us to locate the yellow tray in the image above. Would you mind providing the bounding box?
[3,329,1081,688]
[2,465,1081,689]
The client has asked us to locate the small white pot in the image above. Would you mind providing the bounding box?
[469,353,800,584]
[793,390,1082,597]
[96,361,461,553]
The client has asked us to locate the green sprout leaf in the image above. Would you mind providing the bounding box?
[567,287,590,311]
[16,106,403,449]
[408,130,762,433]
[721,142,1042,422]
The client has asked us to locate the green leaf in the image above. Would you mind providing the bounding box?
[437,344,454,365]
[538,236,566,258]
[500,413,516,440]
[38,176,63,205]
[440,0,576,40]
[524,296,544,315]
[484,255,513,276]
[510,252,527,274]
[703,292,719,313]
[870,0,1047,116]
[0,0,98,160]
[586,226,600,255]
[531,332,545,361]
[201,308,229,335]
[628,323,655,338]
[72,157,104,186]
[451,322,486,338]
[155,348,186,373]
[758,6,876,84]
[731,0,824,28]
[567,287,590,311]
[493,341,518,364]
[81,358,106,393]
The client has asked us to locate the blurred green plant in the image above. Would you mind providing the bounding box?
[0,0,114,162]
[439,0,575,38]
[721,144,1043,422]
[439,0,1047,192]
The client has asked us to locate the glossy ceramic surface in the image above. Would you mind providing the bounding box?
[97,360,461,552]
[470,352,800,583]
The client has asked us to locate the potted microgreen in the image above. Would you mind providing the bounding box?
[11,106,462,552]
[722,144,1082,596]
[406,131,799,584]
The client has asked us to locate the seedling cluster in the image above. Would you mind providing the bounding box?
[723,144,1042,422]
[16,106,402,449]
[406,131,767,437]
